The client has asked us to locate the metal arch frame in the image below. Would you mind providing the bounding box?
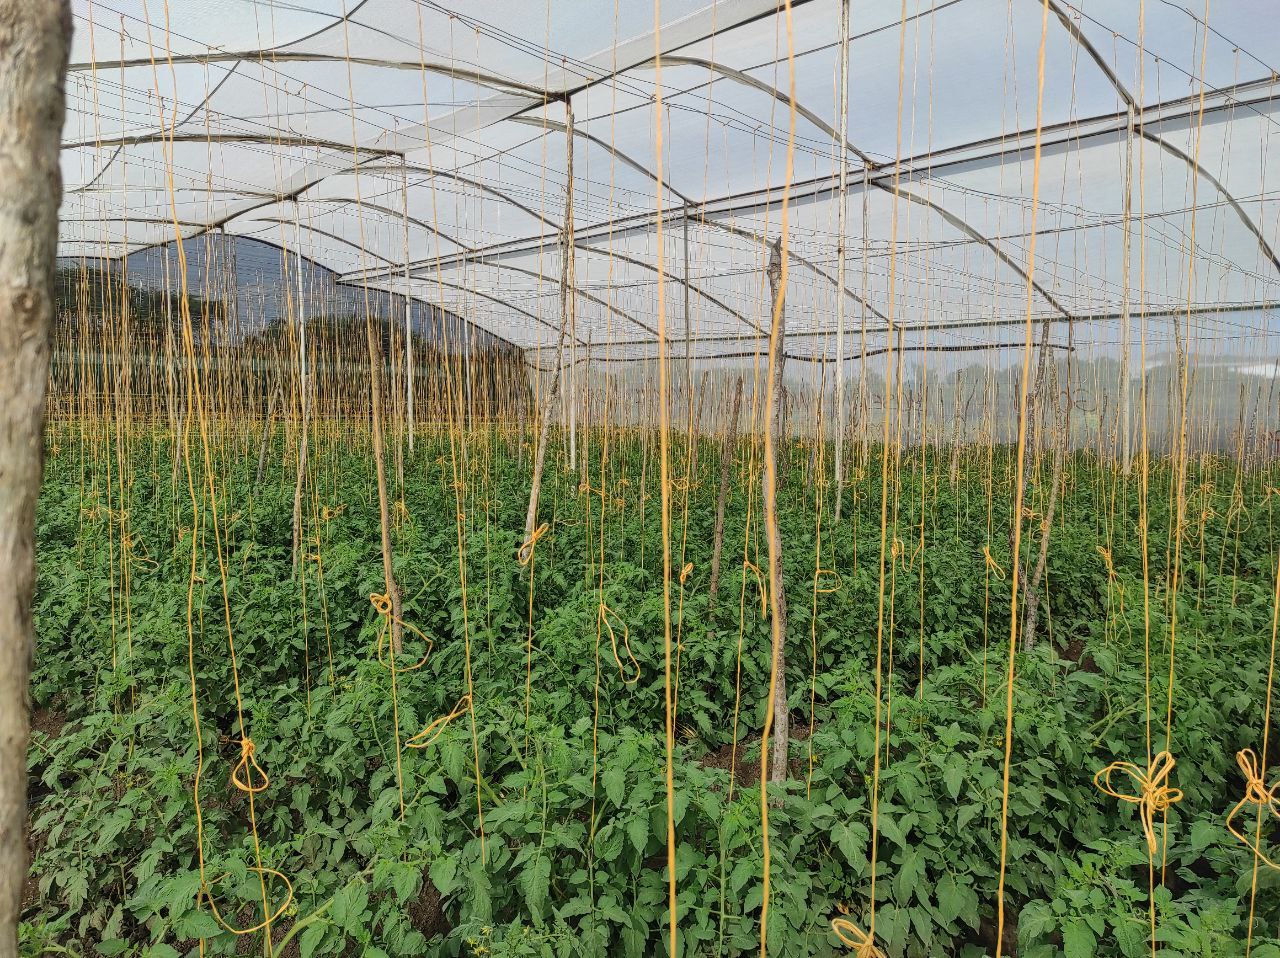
[334,78,1280,347]
[659,53,1076,323]
[414,113,892,330]
[285,192,656,338]
[64,60,249,196]
[56,0,1280,353]
[359,227,767,332]
[61,131,401,156]
[458,259,658,338]
[564,338,1075,366]
[56,2,1066,336]
[118,225,528,353]
[66,52,547,100]
[356,162,557,228]
[638,54,878,168]
[1041,0,1280,278]
[283,195,468,250]
[573,242,761,331]
[56,0,850,342]
[234,218,565,346]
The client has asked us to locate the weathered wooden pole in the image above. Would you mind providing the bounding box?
[833,0,851,523]
[707,376,743,607]
[1119,104,1134,475]
[763,238,789,786]
[0,4,71,955]
[523,98,576,544]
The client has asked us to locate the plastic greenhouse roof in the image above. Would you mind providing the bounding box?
[59,0,1280,362]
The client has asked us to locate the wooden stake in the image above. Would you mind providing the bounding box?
[523,98,576,544]
[763,238,790,786]
[708,376,743,608]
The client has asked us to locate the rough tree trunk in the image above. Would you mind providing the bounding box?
[0,4,71,956]
[707,376,743,608]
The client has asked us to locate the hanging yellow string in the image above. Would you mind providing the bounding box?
[598,600,641,684]
[1096,545,1124,597]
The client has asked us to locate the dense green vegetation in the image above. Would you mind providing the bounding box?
[22,426,1280,957]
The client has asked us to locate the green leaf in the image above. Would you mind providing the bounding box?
[627,813,648,854]
[1062,918,1097,958]
[622,923,648,958]
[603,766,626,808]
[877,814,907,848]
[300,923,328,958]
[1114,918,1148,958]
[330,881,368,934]
[936,872,963,923]
[1188,819,1216,852]
[943,762,965,800]
[595,823,624,862]
[523,856,551,919]
[429,854,458,897]
[98,941,129,956]
[831,821,866,868]
[175,908,224,939]
[392,863,420,902]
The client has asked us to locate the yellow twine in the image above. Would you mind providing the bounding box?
[200,736,294,935]
[830,918,886,958]
[679,562,694,584]
[815,568,842,594]
[1096,546,1124,597]
[743,559,768,618]
[369,592,431,672]
[229,737,268,794]
[1093,751,1183,855]
[1226,749,1280,870]
[983,546,1006,580]
[518,522,550,566]
[406,694,473,750]
[599,601,640,684]
[202,867,294,937]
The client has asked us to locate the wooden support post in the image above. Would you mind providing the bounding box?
[708,376,743,608]
[1119,104,1134,475]
[290,231,310,574]
[523,98,575,544]
[763,238,790,786]
[366,313,404,652]
[0,3,71,953]
[833,0,851,523]
[401,162,415,457]
[255,380,281,488]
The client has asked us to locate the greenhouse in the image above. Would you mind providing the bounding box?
[2,0,1280,955]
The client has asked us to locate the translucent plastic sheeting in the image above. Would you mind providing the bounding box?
[59,0,1280,363]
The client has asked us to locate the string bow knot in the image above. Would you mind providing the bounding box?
[831,918,886,958]
[230,736,269,794]
[1226,748,1280,869]
[1093,750,1182,855]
